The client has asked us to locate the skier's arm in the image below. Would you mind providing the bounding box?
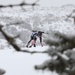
[41,31,49,34]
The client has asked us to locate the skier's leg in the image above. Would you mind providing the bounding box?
[39,36,43,47]
[29,36,37,47]
[26,39,32,47]
[34,44,36,47]
[29,40,35,48]
[26,35,34,47]
[34,37,37,47]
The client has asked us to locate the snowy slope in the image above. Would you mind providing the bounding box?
[0,39,57,75]
[0,5,75,43]
[0,4,75,75]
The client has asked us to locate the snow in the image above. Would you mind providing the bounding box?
[0,48,57,75]
[21,46,49,51]
[0,5,75,75]
[0,40,57,75]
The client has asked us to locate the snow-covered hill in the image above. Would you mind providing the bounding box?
[0,4,75,75]
[0,4,75,45]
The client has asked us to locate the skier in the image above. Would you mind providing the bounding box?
[26,30,44,48]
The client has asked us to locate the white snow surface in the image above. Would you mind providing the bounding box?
[0,40,57,75]
[21,45,49,51]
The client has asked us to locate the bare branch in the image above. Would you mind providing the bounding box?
[0,25,21,51]
[0,0,39,8]
[0,68,6,75]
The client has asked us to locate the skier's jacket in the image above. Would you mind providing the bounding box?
[31,30,44,41]
[31,31,38,40]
